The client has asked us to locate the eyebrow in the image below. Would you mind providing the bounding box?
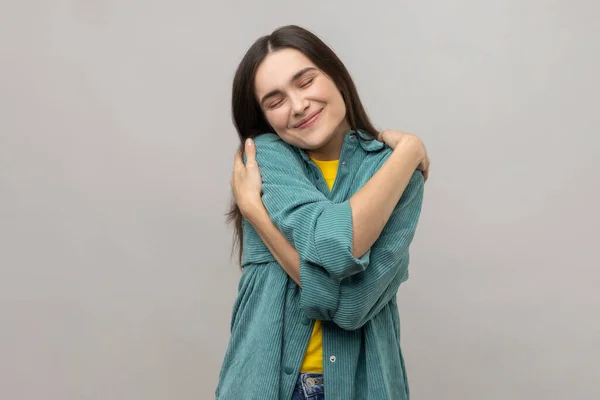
[259,67,317,106]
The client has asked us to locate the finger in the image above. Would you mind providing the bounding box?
[233,151,244,171]
[244,138,257,166]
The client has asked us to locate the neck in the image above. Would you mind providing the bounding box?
[305,120,351,161]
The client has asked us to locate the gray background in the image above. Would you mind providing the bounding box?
[1,0,598,399]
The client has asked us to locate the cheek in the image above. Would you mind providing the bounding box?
[265,109,288,130]
[325,91,347,121]
[318,83,346,115]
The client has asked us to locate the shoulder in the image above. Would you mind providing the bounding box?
[364,145,424,188]
[252,132,281,145]
[253,133,297,156]
[251,133,307,172]
[253,133,305,161]
[253,133,293,152]
[358,144,394,174]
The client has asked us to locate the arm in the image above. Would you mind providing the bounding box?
[303,170,424,330]
[247,133,422,280]
[348,136,424,257]
[247,166,424,330]
[245,208,301,286]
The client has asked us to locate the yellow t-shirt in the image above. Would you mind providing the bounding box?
[300,157,339,373]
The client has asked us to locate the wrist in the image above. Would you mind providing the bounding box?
[242,201,269,225]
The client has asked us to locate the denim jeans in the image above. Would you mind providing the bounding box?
[291,372,324,399]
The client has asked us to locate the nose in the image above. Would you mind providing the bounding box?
[289,93,309,116]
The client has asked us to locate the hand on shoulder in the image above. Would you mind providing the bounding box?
[377,130,430,181]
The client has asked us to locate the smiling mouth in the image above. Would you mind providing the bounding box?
[294,109,323,129]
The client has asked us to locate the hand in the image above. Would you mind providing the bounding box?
[378,130,430,181]
[231,138,265,219]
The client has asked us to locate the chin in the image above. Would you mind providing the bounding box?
[279,118,344,150]
[278,131,321,150]
[306,125,340,146]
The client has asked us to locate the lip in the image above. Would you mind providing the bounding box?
[293,109,323,129]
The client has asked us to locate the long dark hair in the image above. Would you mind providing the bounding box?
[227,24,379,264]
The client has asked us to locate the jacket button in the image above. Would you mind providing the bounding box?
[301,316,311,325]
[284,366,294,375]
[329,355,336,363]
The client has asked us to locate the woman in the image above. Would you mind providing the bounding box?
[217,25,429,400]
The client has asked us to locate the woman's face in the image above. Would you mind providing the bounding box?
[254,48,350,159]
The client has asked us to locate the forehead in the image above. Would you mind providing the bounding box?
[254,48,317,96]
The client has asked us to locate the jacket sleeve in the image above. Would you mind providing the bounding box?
[253,133,371,280]
[253,133,424,330]
[299,169,424,330]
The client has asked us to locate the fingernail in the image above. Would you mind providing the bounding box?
[246,138,253,146]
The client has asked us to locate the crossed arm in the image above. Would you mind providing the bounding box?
[235,133,425,330]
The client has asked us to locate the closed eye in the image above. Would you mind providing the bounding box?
[300,77,314,88]
[268,98,285,109]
